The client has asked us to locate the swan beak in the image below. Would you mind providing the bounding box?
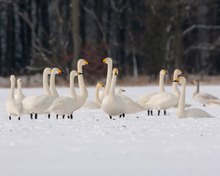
[165,70,168,74]
[121,89,126,92]
[173,79,179,82]
[102,58,107,63]
[58,69,63,74]
[84,60,89,65]
[78,72,83,75]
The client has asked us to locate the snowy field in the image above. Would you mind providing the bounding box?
[0,85,220,176]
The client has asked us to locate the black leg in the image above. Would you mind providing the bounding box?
[123,113,125,117]
[18,117,21,120]
[9,116,11,120]
[109,115,112,119]
[35,114,37,119]
[30,113,33,119]
[70,114,73,119]
[48,114,50,119]
[164,110,166,115]
[150,110,153,116]
[56,114,58,119]
[148,110,150,116]
[158,110,160,116]
[119,114,122,118]
[62,115,65,119]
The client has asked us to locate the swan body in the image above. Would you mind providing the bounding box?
[118,88,144,114]
[82,82,104,109]
[23,68,61,114]
[174,77,213,118]
[49,59,89,115]
[192,80,219,106]
[6,75,23,117]
[102,68,126,116]
[137,69,167,106]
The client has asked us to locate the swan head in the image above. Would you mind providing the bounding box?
[174,69,182,79]
[173,76,186,85]
[102,57,112,65]
[113,68,119,76]
[78,59,89,66]
[10,75,15,82]
[51,68,63,75]
[70,70,79,78]
[43,67,52,75]
[96,82,104,88]
[17,78,22,86]
[160,69,168,76]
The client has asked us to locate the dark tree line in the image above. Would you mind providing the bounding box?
[1,0,220,81]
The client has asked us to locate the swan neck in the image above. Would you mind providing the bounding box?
[95,86,102,106]
[196,81,200,93]
[172,74,180,97]
[159,74,165,92]
[50,74,59,97]
[104,61,112,96]
[9,79,15,100]
[43,72,50,95]
[77,64,88,99]
[109,75,117,96]
[178,82,186,116]
[70,76,76,98]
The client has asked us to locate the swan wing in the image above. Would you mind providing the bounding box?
[120,95,144,114]
[137,92,157,105]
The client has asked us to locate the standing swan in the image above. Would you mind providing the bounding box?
[174,77,213,118]
[192,80,219,106]
[48,59,89,118]
[137,69,168,107]
[47,70,80,118]
[101,68,126,119]
[6,75,23,120]
[23,68,62,119]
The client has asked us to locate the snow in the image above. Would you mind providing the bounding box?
[1,85,220,176]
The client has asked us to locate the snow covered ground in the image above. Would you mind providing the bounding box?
[0,85,220,176]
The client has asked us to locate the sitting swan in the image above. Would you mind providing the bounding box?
[137,69,168,107]
[174,77,213,118]
[101,68,127,119]
[6,75,23,120]
[82,82,104,109]
[192,80,219,106]
[23,68,62,119]
[48,59,89,118]
[15,78,25,101]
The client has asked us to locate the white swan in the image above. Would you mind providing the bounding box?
[101,68,126,119]
[15,78,25,101]
[174,77,213,118]
[192,80,219,106]
[143,69,180,115]
[23,68,62,119]
[137,69,167,106]
[47,70,79,118]
[6,75,23,120]
[117,88,144,115]
[48,59,89,118]
[82,82,104,109]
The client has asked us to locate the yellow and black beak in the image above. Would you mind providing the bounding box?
[102,58,107,63]
[84,60,89,65]
[173,79,179,82]
[58,69,63,74]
